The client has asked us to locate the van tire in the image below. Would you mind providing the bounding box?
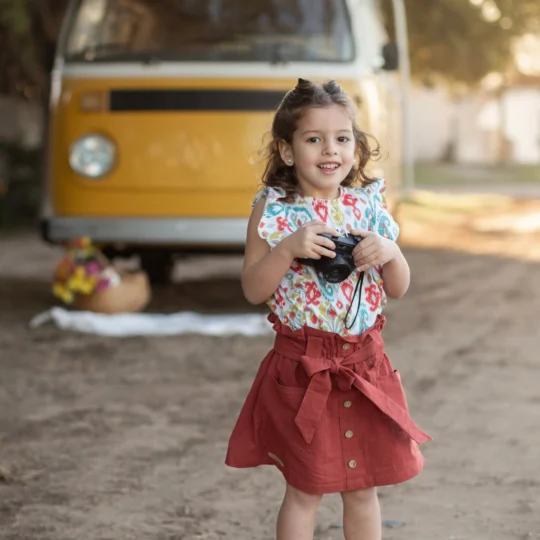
[139,250,174,285]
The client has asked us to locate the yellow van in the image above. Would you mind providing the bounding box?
[41,0,406,283]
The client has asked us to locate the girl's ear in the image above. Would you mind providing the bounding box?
[278,140,294,166]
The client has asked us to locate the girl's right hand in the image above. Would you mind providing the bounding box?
[279,221,339,260]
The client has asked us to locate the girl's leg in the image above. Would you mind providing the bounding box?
[340,487,381,540]
[276,483,323,540]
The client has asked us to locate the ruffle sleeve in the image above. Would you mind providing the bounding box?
[252,186,293,248]
[364,178,399,241]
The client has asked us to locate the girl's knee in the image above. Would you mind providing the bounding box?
[285,484,323,509]
[341,487,378,506]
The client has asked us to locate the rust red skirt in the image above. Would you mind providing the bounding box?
[225,314,431,495]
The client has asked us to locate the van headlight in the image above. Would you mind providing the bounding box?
[69,134,116,178]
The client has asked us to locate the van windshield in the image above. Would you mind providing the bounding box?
[63,0,354,63]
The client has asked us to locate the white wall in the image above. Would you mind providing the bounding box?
[410,84,540,164]
[455,95,493,163]
[409,85,454,161]
[503,87,540,163]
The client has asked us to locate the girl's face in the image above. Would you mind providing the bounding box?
[280,104,356,199]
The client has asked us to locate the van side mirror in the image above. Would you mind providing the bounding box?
[381,42,399,71]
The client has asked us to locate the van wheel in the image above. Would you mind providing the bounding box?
[139,250,174,285]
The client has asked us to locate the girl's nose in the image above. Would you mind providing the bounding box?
[323,142,338,155]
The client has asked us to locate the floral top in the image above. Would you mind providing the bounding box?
[254,178,399,336]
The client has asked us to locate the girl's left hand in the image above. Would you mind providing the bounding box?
[347,225,399,272]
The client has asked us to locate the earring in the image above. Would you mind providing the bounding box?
[352,158,356,164]
[287,159,293,164]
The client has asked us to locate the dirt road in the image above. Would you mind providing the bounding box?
[1,201,540,540]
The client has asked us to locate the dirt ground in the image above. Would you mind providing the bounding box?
[1,197,540,540]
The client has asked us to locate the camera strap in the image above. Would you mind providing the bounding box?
[343,270,365,330]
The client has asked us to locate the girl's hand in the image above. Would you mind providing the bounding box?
[280,221,340,260]
[347,225,399,272]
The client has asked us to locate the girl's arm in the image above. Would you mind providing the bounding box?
[241,199,294,305]
[242,197,339,305]
[348,225,410,299]
[380,246,410,298]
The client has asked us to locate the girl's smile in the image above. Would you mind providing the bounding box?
[317,161,341,174]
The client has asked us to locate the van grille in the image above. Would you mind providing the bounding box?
[109,89,286,112]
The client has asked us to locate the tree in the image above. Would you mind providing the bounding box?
[0,0,68,100]
[383,0,540,86]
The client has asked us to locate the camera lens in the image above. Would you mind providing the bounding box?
[319,255,355,283]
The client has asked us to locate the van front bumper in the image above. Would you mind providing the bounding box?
[41,217,249,248]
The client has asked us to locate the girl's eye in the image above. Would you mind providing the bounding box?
[338,136,350,143]
[307,137,321,143]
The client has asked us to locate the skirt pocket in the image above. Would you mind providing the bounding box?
[273,377,306,403]
[258,375,312,458]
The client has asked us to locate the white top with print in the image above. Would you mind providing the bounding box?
[254,178,399,336]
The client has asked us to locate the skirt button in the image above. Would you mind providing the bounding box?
[348,459,357,469]
[345,430,354,439]
[342,343,350,351]
[343,400,352,408]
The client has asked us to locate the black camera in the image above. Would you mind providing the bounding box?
[297,233,362,283]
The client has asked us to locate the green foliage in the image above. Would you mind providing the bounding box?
[383,0,540,86]
[0,0,31,35]
[0,0,40,96]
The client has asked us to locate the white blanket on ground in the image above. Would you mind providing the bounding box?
[29,308,273,337]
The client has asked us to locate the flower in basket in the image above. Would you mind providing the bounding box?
[53,282,74,304]
[52,237,121,305]
[67,266,97,294]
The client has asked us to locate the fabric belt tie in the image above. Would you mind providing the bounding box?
[274,333,431,446]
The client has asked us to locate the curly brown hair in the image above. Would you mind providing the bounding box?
[260,78,380,200]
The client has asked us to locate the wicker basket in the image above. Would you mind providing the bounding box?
[73,271,151,314]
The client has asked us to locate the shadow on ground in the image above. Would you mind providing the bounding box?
[0,275,267,325]
[148,278,267,314]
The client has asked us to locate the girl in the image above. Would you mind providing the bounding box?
[226,79,431,540]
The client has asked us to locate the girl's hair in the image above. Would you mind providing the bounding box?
[261,78,380,199]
